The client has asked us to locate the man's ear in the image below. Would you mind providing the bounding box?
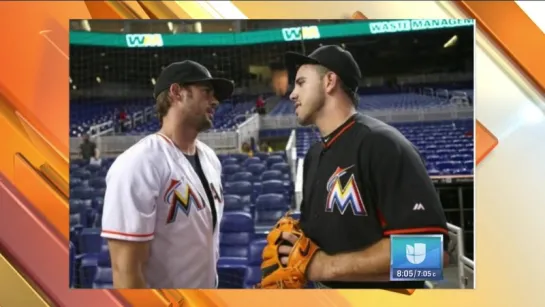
[169,83,183,100]
[324,72,339,94]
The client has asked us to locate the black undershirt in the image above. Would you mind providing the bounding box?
[184,153,218,232]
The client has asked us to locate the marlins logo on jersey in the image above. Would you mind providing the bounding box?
[325,165,367,216]
[164,179,206,223]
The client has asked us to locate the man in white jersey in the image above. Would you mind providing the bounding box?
[101,60,234,288]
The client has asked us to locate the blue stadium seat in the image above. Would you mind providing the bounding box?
[295,119,474,175]
[87,164,102,173]
[226,181,253,204]
[219,212,254,261]
[243,157,261,166]
[71,169,92,180]
[231,172,254,182]
[260,170,283,181]
[271,162,290,175]
[70,199,92,227]
[218,211,254,288]
[79,228,103,255]
[254,152,270,161]
[79,244,108,288]
[289,211,301,220]
[92,197,104,211]
[89,178,106,189]
[243,239,267,288]
[70,177,83,189]
[265,155,284,167]
[230,153,248,162]
[92,267,113,289]
[223,157,238,166]
[71,187,95,200]
[69,242,76,288]
[262,180,291,204]
[255,194,289,228]
[247,163,266,176]
[223,165,242,178]
[224,194,248,212]
[70,213,82,226]
[261,180,285,194]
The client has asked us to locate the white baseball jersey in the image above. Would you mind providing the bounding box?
[101,133,224,288]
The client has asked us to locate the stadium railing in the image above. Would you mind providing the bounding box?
[84,106,155,138]
[285,129,297,180]
[71,105,473,156]
[236,114,260,150]
[87,121,114,137]
[70,113,260,156]
[399,72,472,85]
[294,157,475,289]
[261,106,473,131]
[447,223,474,289]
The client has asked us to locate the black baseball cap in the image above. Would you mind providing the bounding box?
[285,45,362,93]
[153,60,235,101]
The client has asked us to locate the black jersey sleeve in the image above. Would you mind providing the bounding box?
[362,128,449,238]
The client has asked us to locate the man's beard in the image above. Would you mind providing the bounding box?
[196,115,212,132]
[297,95,325,126]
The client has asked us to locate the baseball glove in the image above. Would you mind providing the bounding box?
[256,212,320,289]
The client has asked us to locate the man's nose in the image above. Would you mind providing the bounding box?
[289,91,297,102]
[210,94,219,106]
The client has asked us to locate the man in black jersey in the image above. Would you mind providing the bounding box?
[275,45,450,289]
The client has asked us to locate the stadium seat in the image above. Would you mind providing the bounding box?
[295,119,474,175]
[92,267,113,289]
[219,212,254,261]
[78,228,103,255]
[265,155,284,167]
[69,242,76,288]
[224,194,248,212]
[255,194,290,229]
[243,157,261,166]
[79,243,108,288]
[71,169,92,180]
[226,181,253,204]
[262,180,291,204]
[218,212,254,288]
[289,211,301,220]
[223,157,238,166]
[70,177,83,189]
[260,170,283,181]
[89,178,106,189]
[71,187,95,200]
[261,180,285,194]
[231,171,254,182]
[223,165,242,178]
[271,162,290,175]
[243,239,267,288]
[247,163,267,176]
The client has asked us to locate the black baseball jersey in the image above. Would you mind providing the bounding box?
[299,113,449,289]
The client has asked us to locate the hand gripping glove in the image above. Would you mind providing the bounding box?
[256,213,320,289]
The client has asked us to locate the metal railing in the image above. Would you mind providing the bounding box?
[236,114,260,149]
[285,129,297,180]
[447,223,474,289]
[260,106,473,131]
[72,112,261,156]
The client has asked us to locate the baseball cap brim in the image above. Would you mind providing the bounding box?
[285,51,321,83]
[190,77,235,102]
